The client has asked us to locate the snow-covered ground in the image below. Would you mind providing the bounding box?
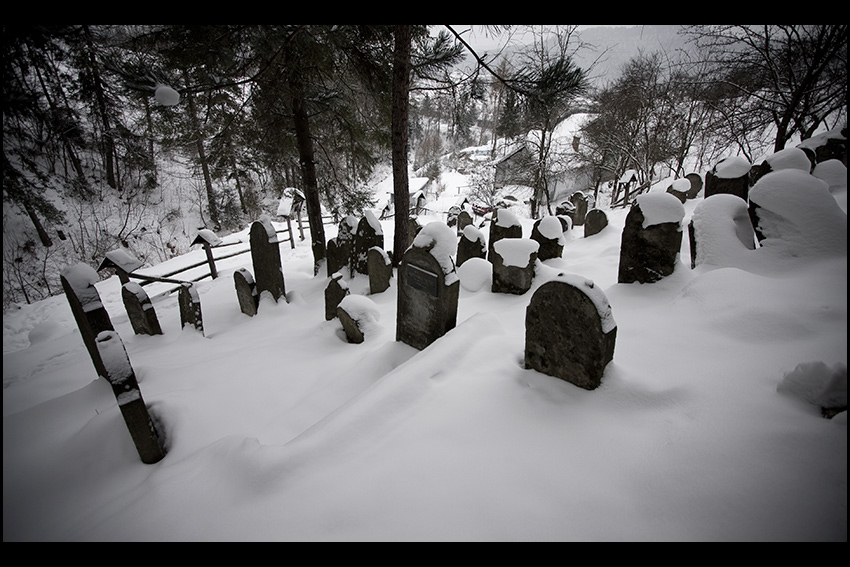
[3,163,847,541]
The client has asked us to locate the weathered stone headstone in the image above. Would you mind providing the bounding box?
[749,147,813,187]
[351,210,384,275]
[525,274,617,390]
[327,215,359,278]
[666,178,691,203]
[367,247,393,294]
[704,156,751,201]
[122,281,163,335]
[250,215,286,303]
[457,224,487,267]
[569,191,590,225]
[337,295,380,344]
[94,330,167,464]
[407,216,423,248]
[456,209,473,234]
[61,263,115,379]
[685,173,703,199]
[325,272,350,320]
[178,282,204,335]
[488,208,522,263]
[618,193,685,284]
[396,222,460,350]
[233,268,259,317]
[491,238,539,295]
[531,217,565,261]
[584,209,608,238]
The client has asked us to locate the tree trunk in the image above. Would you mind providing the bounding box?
[82,26,117,189]
[391,25,412,267]
[185,92,219,229]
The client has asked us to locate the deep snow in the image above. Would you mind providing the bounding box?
[3,162,847,542]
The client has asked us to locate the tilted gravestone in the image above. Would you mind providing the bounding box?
[531,216,565,261]
[367,247,393,294]
[351,210,384,275]
[325,272,350,321]
[327,215,359,278]
[584,209,608,238]
[491,238,539,295]
[178,282,204,335]
[525,274,617,390]
[94,330,167,464]
[337,294,380,344]
[250,216,286,303]
[457,224,487,267]
[122,281,163,335]
[488,208,522,263]
[618,193,685,284]
[396,222,460,350]
[61,263,116,379]
[233,268,259,317]
[704,156,751,201]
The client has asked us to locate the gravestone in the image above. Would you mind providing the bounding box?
[456,210,473,234]
[337,295,380,344]
[491,238,539,295]
[618,193,685,284]
[488,208,522,263]
[525,274,617,390]
[704,156,751,201]
[569,191,590,226]
[557,215,572,233]
[689,194,756,269]
[325,272,350,321]
[584,209,608,237]
[531,217,565,261]
[250,216,286,302]
[94,330,167,464]
[396,222,460,350]
[98,248,144,284]
[327,215,358,277]
[457,224,487,267]
[233,268,259,317]
[666,178,691,203]
[122,281,163,335]
[407,216,423,248]
[178,282,204,335]
[367,247,393,294]
[60,263,115,379]
[685,173,703,199]
[351,210,384,275]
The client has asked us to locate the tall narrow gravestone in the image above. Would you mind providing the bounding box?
[250,216,286,303]
[122,281,163,335]
[178,282,204,335]
[367,247,393,294]
[233,268,259,317]
[61,263,115,378]
[327,215,358,277]
[488,208,522,263]
[618,193,685,284]
[352,211,384,276]
[525,274,617,390]
[457,224,487,267]
[569,191,590,226]
[95,330,167,464]
[396,222,460,350]
[325,272,350,320]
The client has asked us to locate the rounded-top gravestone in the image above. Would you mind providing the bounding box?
[618,193,685,284]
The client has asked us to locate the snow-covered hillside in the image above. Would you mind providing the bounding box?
[3,159,847,541]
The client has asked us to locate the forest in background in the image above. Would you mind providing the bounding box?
[3,25,847,310]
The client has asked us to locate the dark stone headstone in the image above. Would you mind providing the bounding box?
[491,238,539,295]
[525,274,617,390]
[396,236,460,350]
[234,268,259,317]
[584,209,608,238]
[569,191,590,226]
[704,156,751,201]
[407,216,423,248]
[325,272,350,320]
[178,282,204,335]
[457,225,487,267]
[337,295,379,344]
[367,247,393,294]
[337,305,365,343]
[327,215,358,277]
[617,194,685,284]
[488,208,522,263]
[250,216,286,303]
[122,281,163,335]
[94,330,167,464]
[456,210,473,234]
[351,211,384,275]
[530,217,564,261]
[685,173,703,199]
[60,263,115,379]
[666,178,691,203]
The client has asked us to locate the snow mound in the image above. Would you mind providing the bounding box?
[714,155,751,179]
[412,221,458,284]
[493,238,539,267]
[778,361,847,411]
[636,192,685,229]
[457,257,492,292]
[690,194,756,268]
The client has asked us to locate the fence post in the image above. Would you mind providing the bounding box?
[191,230,223,280]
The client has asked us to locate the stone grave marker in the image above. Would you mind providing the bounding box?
[325,272,350,320]
[337,295,380,344]
[233,268,259,317]
[569,191,590,225]
[396,222,460,350]
[250,215,286,303]
[491,238,539,295]
[525,274,617,390]
[456,209,473,234]
[584,209,608,237]
[457,224,487,267]
[367,247,393,294]
[684,173,703,199]
[94,330,167,464]
[688,194,756,269]
[327,215,359,277]
[704,156,751,201]
[531,216,565,261]
[666,178,691,203]
[60,263,116,379]
[618,193,685,284]
[351,210,384,275]
[122,281,163,335]
[488,208,522,263]
[178,282,204,335]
